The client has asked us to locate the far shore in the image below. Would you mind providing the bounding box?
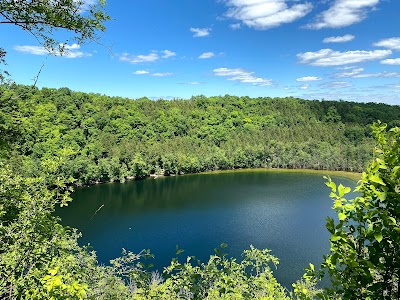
[80,167,361,188]
[192,168,361,182]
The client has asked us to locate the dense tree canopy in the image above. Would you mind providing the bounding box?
[1,83,400,298]
[2,85,400,187]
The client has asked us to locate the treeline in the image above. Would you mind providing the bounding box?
[1,84,399,185]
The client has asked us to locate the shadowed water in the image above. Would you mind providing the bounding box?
[57,171,356,288]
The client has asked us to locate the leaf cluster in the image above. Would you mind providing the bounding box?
[308,122,400,299]
[0,0,110,54]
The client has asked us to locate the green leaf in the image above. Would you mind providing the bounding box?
[338,213,347,221]
[176,249,185,255]
[338,184,351,197]
[331,235,341,242]
[309,263,315,271]
[220,243,228,249]
[369,174,386,186]
[374,232,383,243]
[326,180,337,193]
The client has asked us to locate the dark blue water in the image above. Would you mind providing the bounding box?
[57,171,356,288]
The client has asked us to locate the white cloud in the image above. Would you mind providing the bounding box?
[15,45,49,56]
[162,50,176,58]
[190,28,211,37]
[299,84,310,90]
[152,72,174,77]
[319,81,352,89]
[14,43,89,58]
[323,34,355,43]
[199,52,215,59]
[335,65,358,70]
[120,50,175,64]
[120,52,159,63]
[132,70,173,77]
[213,67,272,86]
[352,72,400,78]
[229,23,241,30]
[373,38,400,51]
[381,58,400,65]
[133,70,150,75]
[224,0,313,30]
[307,0,380,29]
[179,82,202,85]
[334,67,364,78]
[334,67,400,78]
[297,49,391,66]
[370,83,400,90]
[75,0,98,13]
[296,76,322,82]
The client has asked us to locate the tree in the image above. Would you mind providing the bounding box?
[306,122,400,299]
[0,0,110,81]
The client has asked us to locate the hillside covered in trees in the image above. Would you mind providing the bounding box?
[2,84,400,186]
[1,84,400,299]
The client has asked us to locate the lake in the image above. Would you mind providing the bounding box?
[57,170,357,288]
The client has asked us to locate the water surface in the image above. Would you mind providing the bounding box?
[58,171,356,288]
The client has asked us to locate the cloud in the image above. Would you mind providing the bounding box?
[199,52,215,59]
[307,0,380,29]
[15,45,49,56]
[352,72,400,78]
[133,70,150,75]
[229,23,241,30]
[224,0,313,30]
[151,72,174,77]
[333,67,400,78]
[334,67,364,78]
[319,81,352,89]
[299,84,310,90]
[178,82,202,85]
[370,83,400,90]
[297,49,391,66]
[132,70,173,77]
[296,76,322,82]
[373,38,400,51]
[76,0,98,13]
[120,52,158,63]
[190,28,211,37]
[323,34,355,43]
[381,58,400,65]
[335,65,358,70]
[213,67,272,86]
[162,50,176,58]
[120,50,175,64]
[14,44,89,58]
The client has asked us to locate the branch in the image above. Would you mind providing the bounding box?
[0,21,50,24]
[32,60,46,88]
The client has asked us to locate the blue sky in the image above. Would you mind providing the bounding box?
[2,0,400,104]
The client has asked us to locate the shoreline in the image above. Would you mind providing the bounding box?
[196,168,361,181]
[81,167,361,188]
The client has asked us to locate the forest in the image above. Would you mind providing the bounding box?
[2,0,400,297]
[1,84,400,299]
[1,84,400,187]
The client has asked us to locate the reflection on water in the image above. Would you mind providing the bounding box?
[57,171,356,288]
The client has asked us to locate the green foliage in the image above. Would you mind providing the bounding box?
[2,82,400,299]
[107,245,291,300]
[3,85,398,187]
[310,122,400,299]
[0,0,110,55]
